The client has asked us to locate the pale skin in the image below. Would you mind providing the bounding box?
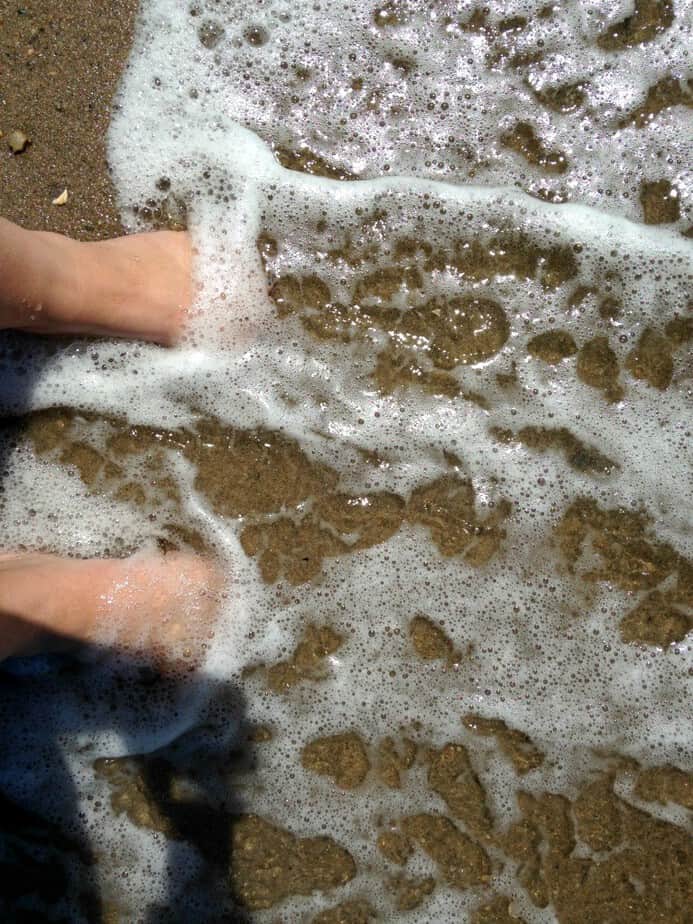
[0,217,221,663]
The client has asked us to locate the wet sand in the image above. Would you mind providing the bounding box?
[1,2,692,922]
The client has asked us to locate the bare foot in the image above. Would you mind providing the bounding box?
[75,231,193,344]
[0,222,214,666]
[0,551,222,665]
[0,218,192,345]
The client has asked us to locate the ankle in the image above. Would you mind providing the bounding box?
[0,222,192,344]
[77,231,192,344]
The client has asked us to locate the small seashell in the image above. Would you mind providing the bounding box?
[52,189,69,206]
[8,130,30,153]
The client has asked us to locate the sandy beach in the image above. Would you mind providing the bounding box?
[1,1,691,922]
[1,0,136,240]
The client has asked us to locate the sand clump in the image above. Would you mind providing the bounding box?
[462,714,544,775]
[490,425,617,475]
[376,829,413,865]
[19,408,511,580]
[408,615,456,663]
[556,498,693,647]
[526,330,577,364]
[88,706,693,920]
[634,765,693,809]
[501,121,568,174]
[377,736,418,789]
[265,624,343,694]
[503,775,693,923]
[231,815,356,910]
[426,743,493,839]
[400,814,491,890]
[597,0,674,51]
[390,874,436,911]
[301,732,371,790]
[625,328,674,390]
[311,900,376,923]
[575,337,624,402]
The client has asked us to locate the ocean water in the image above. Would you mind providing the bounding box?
[1,1,691,921]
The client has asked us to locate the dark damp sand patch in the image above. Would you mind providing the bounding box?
[401,813,491,889]
[576,335,624,402]
[531,81,586,115]
[634,764,693,809]
[312,900,377,923]
[527,329,577,364]
[462,713,544,775]
[620,590,693,648]
[5,299,691,918]
[93,712,693,918]
[665,315,693,347]
[93,746,359,912]
[625,327,674,389]
[389,873,435,911]
[556,498,693,646]
[17,407,511,580]
[620,75,693,128]
[408,614,456,662]
[501,772,693,922]
[272,143,359,181]
[264,623,343,693]
[301,732,371,790]
[490,425,618,475]
[598,294,622,321]
[0,0,138,240]
[231,815,356,911]
[529,295,686,399]
[572,772,624,852]
[94,756,180,839]
[259,222,584,402]
[92,736,693,918]
[89,690,693,919]
[597,0,673,51]
[501,121,569,174]
[640,179,681,225]
[373,349,465,399]
[377,828,413,865]
[426,743,493,840]
[377,736,417,789]
[472,895,525,923]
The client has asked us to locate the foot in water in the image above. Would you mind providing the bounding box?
[0,552,222,664]
[0,218,192,345]
[0,219,221,664]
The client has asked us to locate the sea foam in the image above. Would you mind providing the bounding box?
[0,1,691,921]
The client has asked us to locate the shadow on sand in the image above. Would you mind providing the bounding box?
[0,650,253,923]
[0,329,254,922]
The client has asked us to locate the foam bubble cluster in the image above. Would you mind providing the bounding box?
[0,0,691,921]
[111,0,692,228]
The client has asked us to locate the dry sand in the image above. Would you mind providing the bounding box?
[0,0,137,240]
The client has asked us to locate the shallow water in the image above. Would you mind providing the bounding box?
[1,1,692,921]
